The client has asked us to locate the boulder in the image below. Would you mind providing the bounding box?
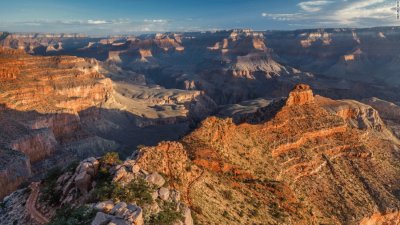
[111,202,128,215]
[151,191,159,200]
[62,174,76,195]
[149,202,161,214]
[79,162,92,174]
[74,171,92,195]
[131,207,144,225]
[146,172,165,187]
[95,200,115,212]
[132,165,140,174]
[127,204,138,212]
[182,207,194,225]
[158,187,170,201]
[113,167,127,182]
[170,190,181,202]
[108,218,130,225]
[91,212,112,225]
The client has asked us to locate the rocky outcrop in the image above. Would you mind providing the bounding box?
[362,97,400,138]
[0,48,117,199]
[55,157,99,204]
[138,49,152,62]
[42,155,194,225]
[286,84,314,106]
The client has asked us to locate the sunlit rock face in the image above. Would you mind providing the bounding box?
[285,84,314,106]
[111,84,400,225]
[0,48,118,198]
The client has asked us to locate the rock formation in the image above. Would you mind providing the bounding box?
[0,48,118,199]
[285,84,314,106]
[124,84,400,224]
[30,155,194,225]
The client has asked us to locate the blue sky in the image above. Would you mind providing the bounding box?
[0,0,398,35]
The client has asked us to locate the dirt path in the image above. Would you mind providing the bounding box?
[186,169,205,208]
[27,182,49,225]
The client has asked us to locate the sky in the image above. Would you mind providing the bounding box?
[0,0,399,35]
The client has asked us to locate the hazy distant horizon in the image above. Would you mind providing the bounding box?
[1,0,399,35]
[2,25,400,37]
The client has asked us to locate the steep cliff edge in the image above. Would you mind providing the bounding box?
[0,48,117,199]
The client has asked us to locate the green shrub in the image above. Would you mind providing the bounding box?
[41,167,63,205]
[91,175,152,206]
[0,200,6,209]
[221,190,233,201]
[100,152,122,165]
[65,161,79,173]
[269,202,285,219]
[111,178,153,205]
[248,208,259,218]
[148,202,183,225]
[48,205,96,225]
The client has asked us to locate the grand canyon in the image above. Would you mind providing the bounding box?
[1,2,400,224]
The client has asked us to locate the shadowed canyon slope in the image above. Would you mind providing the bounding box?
[0,48,215,199]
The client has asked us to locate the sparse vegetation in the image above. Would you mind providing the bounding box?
[269,202,285,219]
[40,167,63,205]
[148,201,183,225]
[0,200,6,209]
[47,205,96,225]
[111,178,153,205]
[248,208,259,218]
[100,152,122,165]
[221,190,233,201]
[65,161,79,173]
[91,165,153,206]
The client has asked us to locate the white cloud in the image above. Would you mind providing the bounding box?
[3,17,206,35]
[144,19,167,23]
[262,0,398,27]
[298,1,333,12]
[87,20,108,25]
[261,13,302,21]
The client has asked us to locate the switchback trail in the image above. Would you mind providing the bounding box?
[27,182,49,225]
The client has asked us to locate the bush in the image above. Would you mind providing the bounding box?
[221,190,233,201]
[111,178,153,205]
[0,200,6,209]
[41,167,63,205]
[148,202,183,225]
[100,152,122,165]
[48,205,96,225]
[269,202,285,219]
[65,161,79,173]
[91,175,153,206]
